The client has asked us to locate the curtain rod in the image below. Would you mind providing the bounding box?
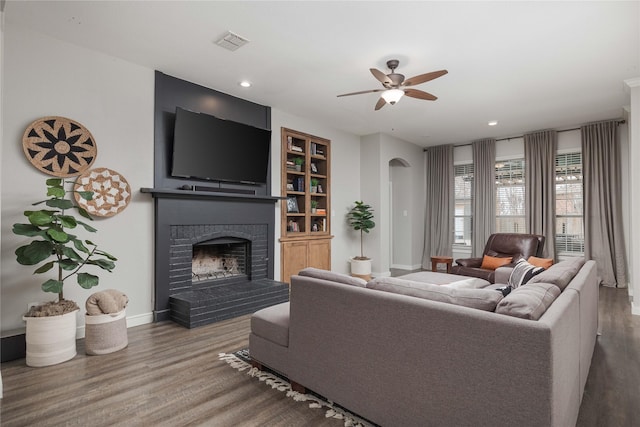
[424,119,626,150]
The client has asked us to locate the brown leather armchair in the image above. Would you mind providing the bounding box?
[451,233,545,283]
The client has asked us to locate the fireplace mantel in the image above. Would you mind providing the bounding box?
[141,187,284,203]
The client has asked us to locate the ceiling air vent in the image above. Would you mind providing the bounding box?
[216,31,250,51]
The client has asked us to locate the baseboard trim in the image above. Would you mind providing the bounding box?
[372,270,391,278]
[391,264,422,271]
[632,300,640,316]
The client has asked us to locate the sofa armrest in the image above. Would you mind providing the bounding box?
[455,257,482,268]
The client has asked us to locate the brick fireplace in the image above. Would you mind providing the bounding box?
[146,191,288,328]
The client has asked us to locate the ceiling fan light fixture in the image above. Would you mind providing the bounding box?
[381,89,404,105]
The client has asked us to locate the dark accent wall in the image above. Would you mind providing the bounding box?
[152,72,277,321]
[154,71,272,193]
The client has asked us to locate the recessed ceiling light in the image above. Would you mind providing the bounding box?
[488,120,498,126]
[239,81,252,88]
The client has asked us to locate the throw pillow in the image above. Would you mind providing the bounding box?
[528,256,554,269]
[508,259,545,288]
[367,277,503,311]
[495,283,561,320]
[298,267,367,287]
[480,255,513,270]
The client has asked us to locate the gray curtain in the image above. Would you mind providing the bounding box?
[422,144,454,268]
[472,139,496,257]
[524,130,557,259]
[582,121,627,288]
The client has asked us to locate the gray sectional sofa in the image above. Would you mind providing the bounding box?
[249,258,598,427]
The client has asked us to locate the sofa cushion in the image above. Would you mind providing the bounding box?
[251,302,290,347]
[528,256,554,269]
[495,283,561,320]
[367,277,503,311]
[298,267,367,287]
[508,259,545,288]
[480,255,513,270]
[396,271,490,288]
[527,257,585,291]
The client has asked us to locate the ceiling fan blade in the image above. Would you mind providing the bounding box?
[374,97,387,111]
[404,89,438,101]
[337,89,384,97]
[402,69,448,87]
[370,68,392,85]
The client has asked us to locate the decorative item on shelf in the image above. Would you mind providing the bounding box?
[291,145,303,153]
[347,201,375,278]
[293,157,304,172]
[287,136,293,151]
[12,178,117,366]
[311,163,318,173]
[317,184,323,194]
[286,183,294,191]
[310,200,319,214]
[22,116,97,177]
[310,178,319,193]
[73,168,131,217]
[286,197,299,213]
[312,223,319,232]
[316,208,327,215]
[287,219,299,232]
[294,176,304,192]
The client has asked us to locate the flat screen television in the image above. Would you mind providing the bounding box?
[171,107,271,184]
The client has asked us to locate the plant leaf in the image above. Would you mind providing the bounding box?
[57,215,78,228]
[71,237,90,254]
[76,191,94,201]
[28,211,54,226]
[46,199,74,210]
[87,259,116,271]
[95,250,118,261]
[16,241,54,265]
[59,259,79,271]
[46,178,63,187]
[42,279,63,294]
[76,221,97,232]
[76,206,93,220]
[46,228,69,242]
[77,273,99,289]
[47,186,66,198]
[34,261,55,274]
[12,223,42,236]
[62,246,83,261]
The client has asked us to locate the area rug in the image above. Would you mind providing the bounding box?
[218,349,376,427]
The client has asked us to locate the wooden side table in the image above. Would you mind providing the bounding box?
[431,256,453,273]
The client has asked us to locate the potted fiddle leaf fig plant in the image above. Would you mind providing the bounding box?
[347,201,375,277]
[13,178,117,367]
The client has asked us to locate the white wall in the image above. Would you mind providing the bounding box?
[1,23,155,334]
[361,133,425,276]
[625,77,640,314]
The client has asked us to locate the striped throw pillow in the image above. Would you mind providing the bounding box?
[508,259,545,288]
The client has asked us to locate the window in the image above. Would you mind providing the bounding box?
[454,164,473,246]
[555,152,584,254]
[495,159,525,233]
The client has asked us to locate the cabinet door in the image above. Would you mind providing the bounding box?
[282,241,309,284]
[308,239,331,270]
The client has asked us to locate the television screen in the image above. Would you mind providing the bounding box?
[171,107,271,184]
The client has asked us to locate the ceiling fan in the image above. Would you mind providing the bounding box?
[337,59,448,110]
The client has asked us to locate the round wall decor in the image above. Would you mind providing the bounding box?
[74,168,131,217]
[22,116,97,177]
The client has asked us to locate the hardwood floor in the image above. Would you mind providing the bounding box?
[1,286,638,426]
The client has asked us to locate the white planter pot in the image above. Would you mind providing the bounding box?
[23,310,78,367]
[350,258,372,276]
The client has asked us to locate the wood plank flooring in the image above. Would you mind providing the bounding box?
[1,286,638,426]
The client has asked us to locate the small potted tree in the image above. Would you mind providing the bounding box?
[13,178,117,367]
[310,178,319,193]
[293,157,304,172]
[347,201,375,278]
[310,200,319,214]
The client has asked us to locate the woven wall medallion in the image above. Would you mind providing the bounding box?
[74,168,131,217]
[22,116,97,177]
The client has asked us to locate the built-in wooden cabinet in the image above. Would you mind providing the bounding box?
[280,127,332,284]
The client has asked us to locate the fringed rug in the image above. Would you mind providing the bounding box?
[219,349,376,427]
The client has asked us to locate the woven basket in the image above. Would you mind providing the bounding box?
[84,310,128,355]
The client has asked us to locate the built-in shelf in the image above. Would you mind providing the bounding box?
[140,187,283,203]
